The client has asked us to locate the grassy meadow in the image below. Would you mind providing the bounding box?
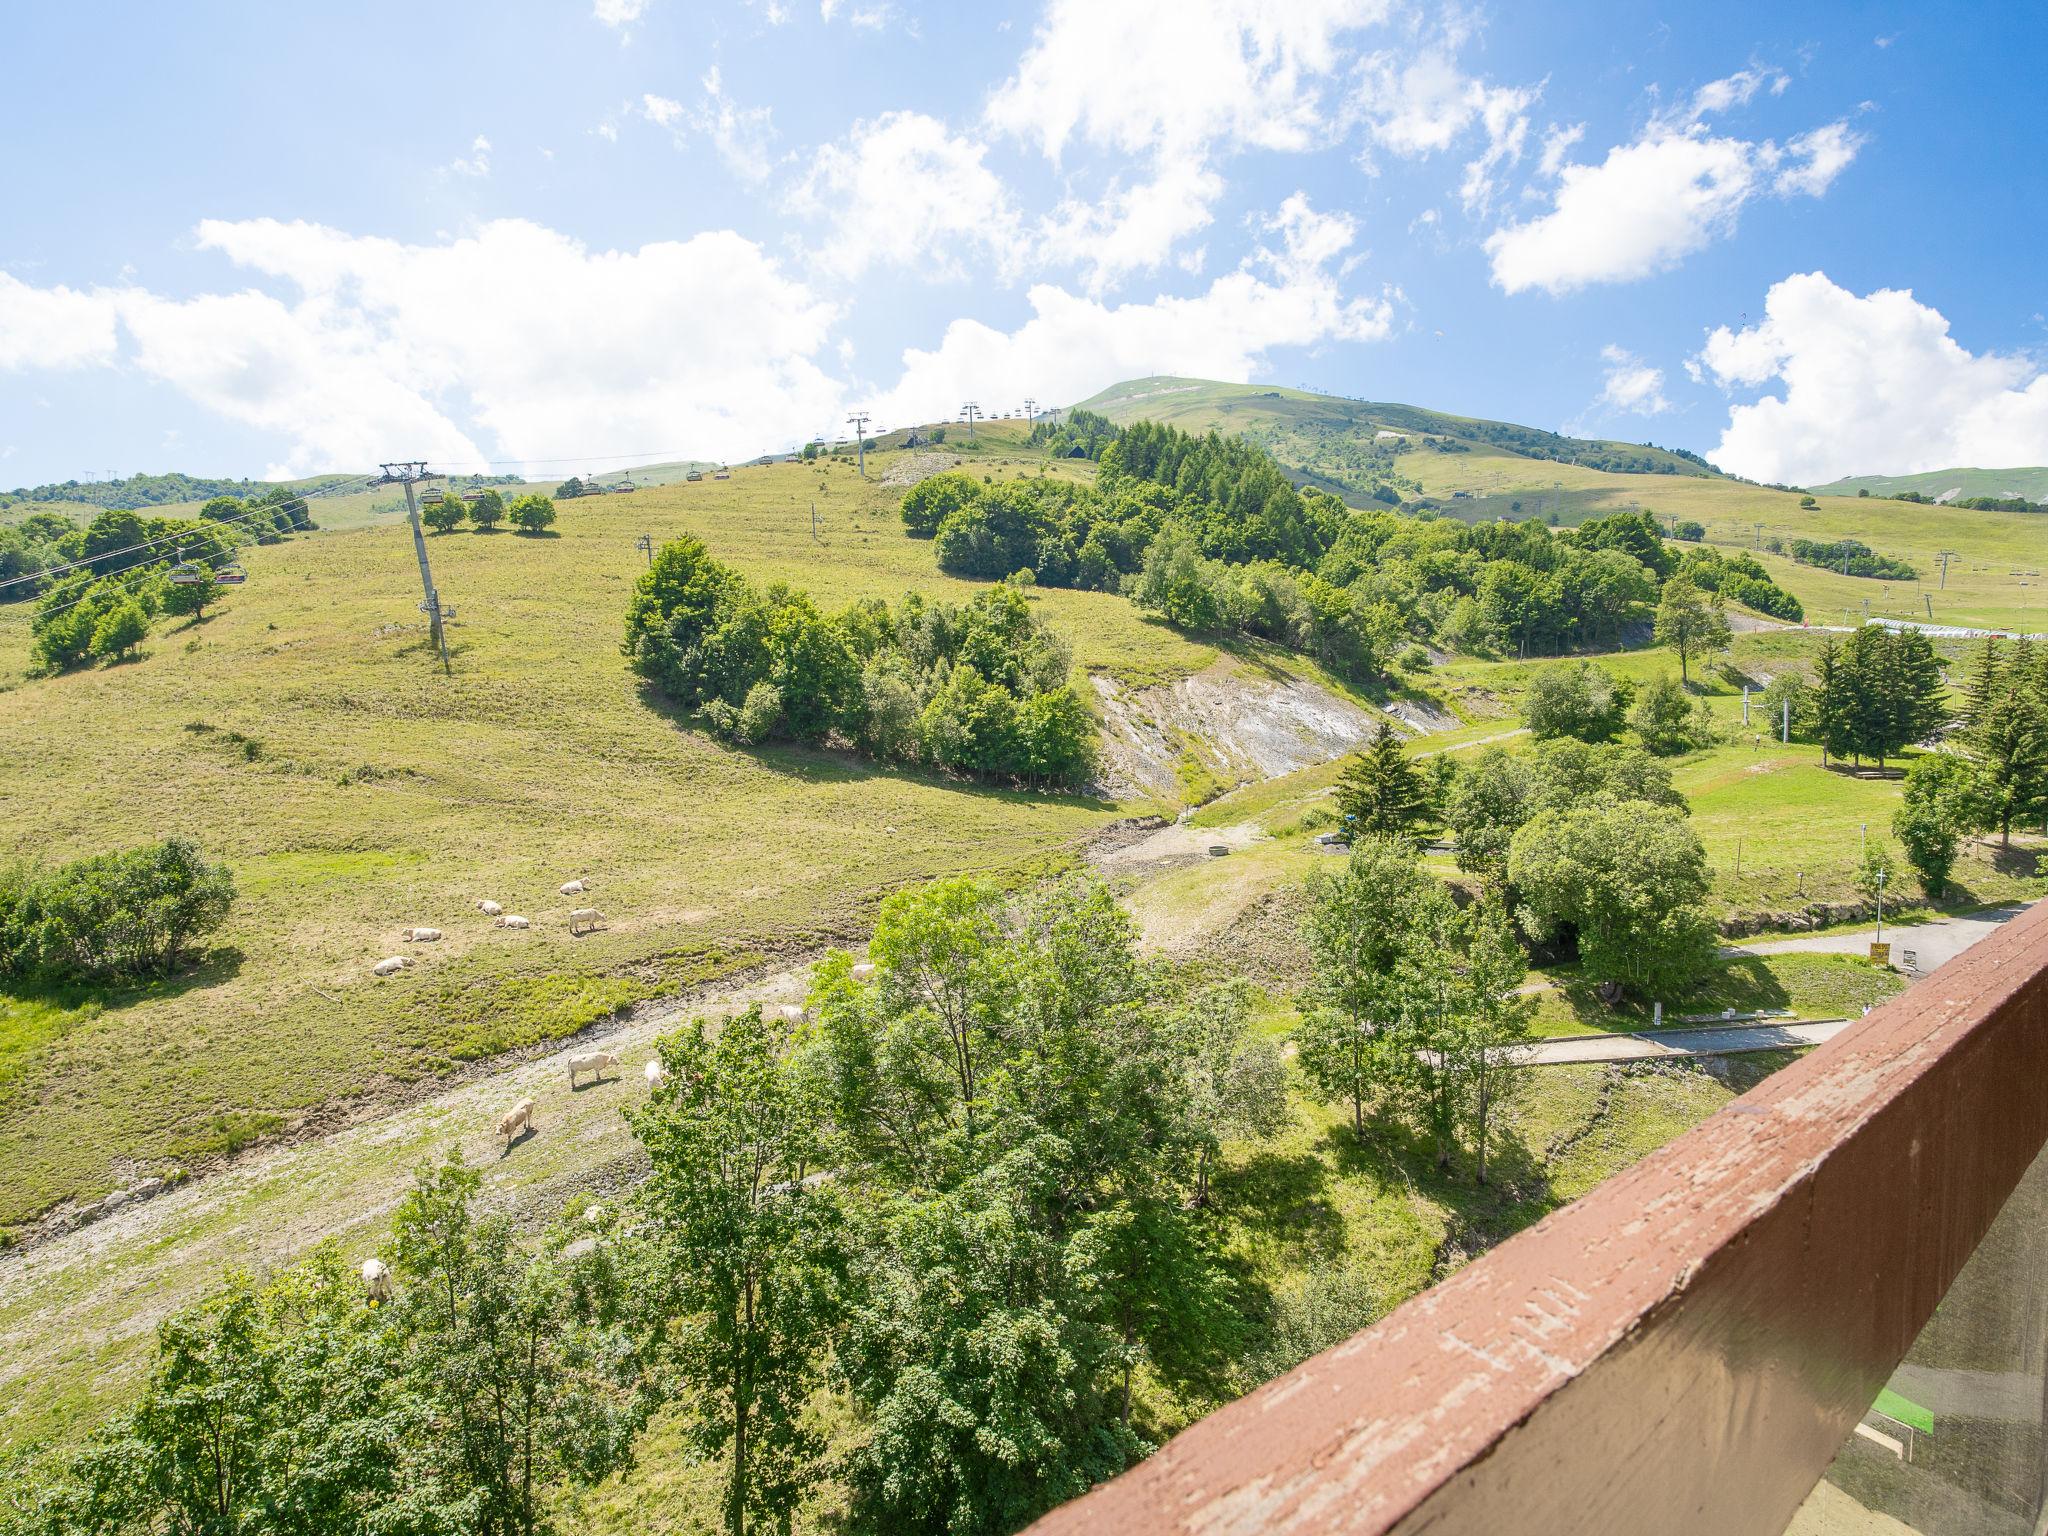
[0,434,1222,1233]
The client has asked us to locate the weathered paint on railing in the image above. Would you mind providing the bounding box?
[1027,900,2048,1536]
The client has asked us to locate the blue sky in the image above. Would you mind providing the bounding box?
[3,0,2045,488]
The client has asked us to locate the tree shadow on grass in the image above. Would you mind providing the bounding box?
[1546,954,1792,1032]
[1211,1145,1348,1269]
[4,945,248,1016]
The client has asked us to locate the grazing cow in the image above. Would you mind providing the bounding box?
[568,1050,619,1088]
[498,1097,535,1144]
[477,900,503,917]
[559,879,589,896]
[850,962,876,981]
[372,955,410,977]
[562,1236,599,1260]
[361,1257,393,1304]
[403,927,442,943]
[643,1057,668,1088]
[495,915,530,930]
[778,1003,808,1025]
[568,907,606,936]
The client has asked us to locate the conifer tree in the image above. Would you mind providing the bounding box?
[1334,721,1431,840]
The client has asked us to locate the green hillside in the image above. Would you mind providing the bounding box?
[1076,377,2048,635]
[1813,466,2048,503]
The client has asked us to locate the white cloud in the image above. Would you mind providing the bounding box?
[819,0,891,26]
[593,0,648,27]
[790,111,1018,280]
[1699,272,2048,484]
[1691,67,1789,116]
[1485,115,1864,295]
[0,220,844,478]
[640,73,777,182]
[1595,344,1670,415]
[447,135,492,178]
[986,0,1386,279]
[1538,122,1584,176]
[1773,121,1862,196]
[692,67,776,181]
[0,271,119,369]
[870,191,1391,426]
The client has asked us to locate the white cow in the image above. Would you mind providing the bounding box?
[372,955,411,977]
[403,927,442,943]
[560,879,589,896]
[477,899,503,917]
[568,907,606,936]
[498,1097,535,1144]
[568,1050,619,1088]
[778,1003,808,1025]
[850,962,876,981]
[643,1058,668,1088]
[495,915,530,930]
[361,1257,393,1304]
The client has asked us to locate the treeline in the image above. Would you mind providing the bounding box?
[623,536,1096,787]
[19,496,306,671]
[2,492,310,601]
[0,840,235,986]
[1950,494,2045,515]
[0,471,271,513]
[900,426,1801,683]
[1787,537,1917,581]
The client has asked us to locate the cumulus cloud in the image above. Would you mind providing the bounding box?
[870,192,1391,427]
[0,221,844,477]
[1595,344,1670,415]
[592,0,648,27]
[986,0,1386,283]
[1698,272,2048,484]
[790,111,1017,279]
[0,271,119,369]
[1485,111,1864,295]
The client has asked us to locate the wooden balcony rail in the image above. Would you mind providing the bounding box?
[1029,900,2048,1536]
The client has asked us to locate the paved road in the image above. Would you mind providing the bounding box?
[1729,901,2038,976]
[1520,1018,1852,1066]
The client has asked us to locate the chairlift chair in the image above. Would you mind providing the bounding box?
[213,563,248,586]
[167,549,207,586]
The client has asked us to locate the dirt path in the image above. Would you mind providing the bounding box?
[0,959,818,1444]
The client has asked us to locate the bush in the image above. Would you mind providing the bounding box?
[422,496,465,533]
[469,489,505,530]
[0,838,235,984]
[1521,660,1627,742]
[89,599,150,663]
[1628,674,1705,755]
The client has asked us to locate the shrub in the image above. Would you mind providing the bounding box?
[469,489,505,530]
[508,493,557,534]
[1521,660,1627,742]
[0,838,235,984]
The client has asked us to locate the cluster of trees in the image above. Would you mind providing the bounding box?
[4,494,306,603]
[1807,627,1948,770]
[1295,839,1533,1180]
[0,839,235,985]
[1950,494,2045,515]
[1025,407,1118,459]
[624,536,1097,786]
[422,491,558,535]
[1,1159,645,1536]
[1891,637,2048,892]
[1316,720,1716,1006]
[1675,544,1803,621]
[1519,660,1718,757]
[901,425,1799,686]
[1787,537,1917,581]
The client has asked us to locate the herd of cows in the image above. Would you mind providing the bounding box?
[368,878,608,978]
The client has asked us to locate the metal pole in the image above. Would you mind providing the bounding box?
[1782,697,1790,745]
[389,465,450,674]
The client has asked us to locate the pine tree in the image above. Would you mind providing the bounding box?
[1872,628,1948,769]
[1334,722,1431,840]
[1967,689,2048,846]
[1815,636,1855,767]
[1960,636,2003,727]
